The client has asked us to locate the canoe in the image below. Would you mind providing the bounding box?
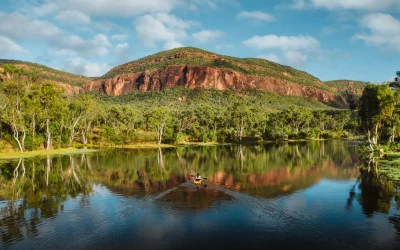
[194,178,202,185]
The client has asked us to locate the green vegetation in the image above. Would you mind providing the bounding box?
[357,71,400,180]
[0,76,358,153]
[101,47,332,92]
[0,60,92,86]
[324,80,367,91]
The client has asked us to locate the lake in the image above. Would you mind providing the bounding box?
[1,141,400,250]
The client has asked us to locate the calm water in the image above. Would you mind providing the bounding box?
[1,141,400,250]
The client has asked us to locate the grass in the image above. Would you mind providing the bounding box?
[0,148,98,160]
[376,151,400,181]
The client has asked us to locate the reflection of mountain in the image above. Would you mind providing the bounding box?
[104,174,189,198]
[157,186,233,212]
[209,160,359,198]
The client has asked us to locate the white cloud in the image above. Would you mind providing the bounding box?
[243,34,320,67]
[111,34,129,41]
[0,12,61,40]
[257,53,281,63]
[31,3,59,16]
[284,50,307,67]
[288,0,399,11]
[353,13,400,52]
[243,35,320,51]
[54,10,91,25]
[0,12,111,57]
[192,30,224,44]
[188,0,240,10]
[135,12,195,49]
[237,11,275,21]
[35,0,180,17]
[115,43,129,56]
[64,57,112,77]
[0,36,28,55]
[292,0,308,9]
[54,49,76,57]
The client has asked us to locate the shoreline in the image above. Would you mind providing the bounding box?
[0,148,98,160]
[0,138,363,160]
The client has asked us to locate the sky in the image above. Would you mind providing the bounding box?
[0,0,399,82]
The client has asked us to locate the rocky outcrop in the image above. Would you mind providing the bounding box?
[85,65,343,104]
[54,82,81,95]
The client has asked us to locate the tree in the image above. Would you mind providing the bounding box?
[39,83,66,150]
[78,97,101,145]
[390,71,400,90]
[230,102,254,141]
[172,108,197,142]
[1,79,28,152]
[149,107,171,144]
[280,105,312,134]
[359,84,396,150]
[66,94,99,146]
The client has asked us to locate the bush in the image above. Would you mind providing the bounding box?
[264,129,288,141]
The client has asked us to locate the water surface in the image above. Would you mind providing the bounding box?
[1,141,400,250]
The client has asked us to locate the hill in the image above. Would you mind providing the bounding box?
[0,47,368,107]
[0,59,92,94]
[101,47,326,90]
[85,47,348,106]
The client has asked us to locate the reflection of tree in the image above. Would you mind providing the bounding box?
[345,160,400,224]
[0,155,92,244]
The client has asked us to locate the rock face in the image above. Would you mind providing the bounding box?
[54,82,81,95]
[85,65,343,104]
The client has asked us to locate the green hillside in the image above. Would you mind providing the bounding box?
[0,59,92,87]
[325,80,367,93]
[101,47,332,92]
[95,87,334,112]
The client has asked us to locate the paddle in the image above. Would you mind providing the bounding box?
[190,174,207,180]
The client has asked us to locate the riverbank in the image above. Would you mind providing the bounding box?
[0,148,98,160]
[370,152,400,182]
[0,139,360,160]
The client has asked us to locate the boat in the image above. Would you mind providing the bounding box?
[194,178,202,185]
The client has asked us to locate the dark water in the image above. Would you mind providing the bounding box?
[1,141,400,250]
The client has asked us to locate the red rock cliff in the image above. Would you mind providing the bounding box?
[84,65,344,104]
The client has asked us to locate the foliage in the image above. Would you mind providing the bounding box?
[359,83,400,151]
[0,77,364,152]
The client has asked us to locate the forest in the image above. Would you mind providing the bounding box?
[0,65,399,154]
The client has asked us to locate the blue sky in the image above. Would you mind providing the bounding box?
[0,0,399,82]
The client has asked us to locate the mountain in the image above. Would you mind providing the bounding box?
[85,47,344,104]
[0,59,92,94]
[0,47,367,106]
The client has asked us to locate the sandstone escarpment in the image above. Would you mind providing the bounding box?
[85,65,343,104]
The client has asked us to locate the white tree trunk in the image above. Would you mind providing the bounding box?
[68,116,82,146]
[158,124,164,144]
[12,126,23,152]
[46,119,51,150]
[239,117,244,142]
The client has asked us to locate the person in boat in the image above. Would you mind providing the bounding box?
[195,173,201,181]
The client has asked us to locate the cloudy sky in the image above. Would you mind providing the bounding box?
[0,0,399,82]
